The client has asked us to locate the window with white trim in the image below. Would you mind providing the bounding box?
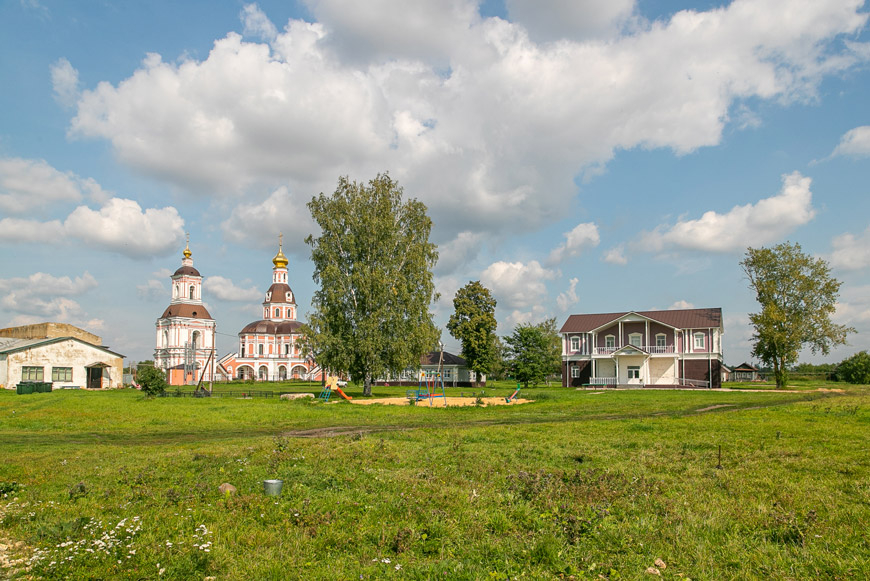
[629,333,642,347]
[693,332,705,350]
[605,335,615,349]
[656,334,667,349]
[627,366,640,379]
[571,366,580,378]
[570,336,580,351]
[22,366,43,381]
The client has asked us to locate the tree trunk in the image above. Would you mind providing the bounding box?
[363,374,372,397]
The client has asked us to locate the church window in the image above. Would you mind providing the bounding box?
[163,331,169,348]
[258,344,264,356]
[189,285,195,300]
[240,344,245,357]
[274,308,280,318]
[192,331,200,349]
[22,366,43,381]
[285,344,290,355]
[52,367,73,382]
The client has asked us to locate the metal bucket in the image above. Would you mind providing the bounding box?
[263,479,283,496]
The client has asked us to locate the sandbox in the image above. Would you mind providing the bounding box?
[350,396,530,407]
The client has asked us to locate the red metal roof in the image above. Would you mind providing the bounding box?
[560,308,722,333]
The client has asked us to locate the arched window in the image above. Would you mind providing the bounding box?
[258,366,268,380]
[163,330,169,348]
[189,285,195,300]
[279,366,287,380]
[191,331,200,349]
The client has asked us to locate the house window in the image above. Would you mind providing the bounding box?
[22,366,43,381]
[629,333,642,347]
[52,367,72,382]
[628,366,640,379]
[693,333,705,350]
[656,334,667,349]
[571,366,580,378]
[570,336,580,351]
[605,335,615,349]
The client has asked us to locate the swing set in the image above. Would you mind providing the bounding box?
[407,370,447,406]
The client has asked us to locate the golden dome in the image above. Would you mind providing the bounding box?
[183,234,192,259]
[273,234,288,269]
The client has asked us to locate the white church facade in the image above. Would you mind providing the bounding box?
[217,239,323,382]
[154,241,217,386]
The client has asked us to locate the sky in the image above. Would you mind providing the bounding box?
[2,0,870,367]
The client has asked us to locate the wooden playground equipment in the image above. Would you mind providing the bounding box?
[318,376,352,402]
[406,370,447,406]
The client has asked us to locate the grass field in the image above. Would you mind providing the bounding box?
[1,384,868,580]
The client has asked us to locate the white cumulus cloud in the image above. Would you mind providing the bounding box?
[204,276,262,302]
[0,272,98,321]
[63,1,869,244]
[0,157,85,214]
[548,222,600,265]
[221,187,313,253]
[480,260,557,311]
[831,125,870,158]
[829,226,870,271]
[50,57,80,108]
[641,171,816,253]
[602,245,628,265]
[63,198,185,258]
[556,277,580,311]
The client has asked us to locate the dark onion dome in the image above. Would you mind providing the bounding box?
[161,303,213,319]
[240,320,302,334]
[173,265,201,277]
[264,283,295,304]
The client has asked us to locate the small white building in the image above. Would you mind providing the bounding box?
[0,335,124,390]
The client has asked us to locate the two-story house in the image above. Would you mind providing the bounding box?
[560,308,723,388]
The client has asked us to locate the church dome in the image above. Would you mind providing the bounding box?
[240,319,302,334]
[264,283,295,304]
[173,265,201,277]
[160,303,212,319]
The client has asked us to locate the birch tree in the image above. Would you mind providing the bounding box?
[741,242,853,389]
[303,174,439,396]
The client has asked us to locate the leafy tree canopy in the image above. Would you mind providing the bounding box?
[303,173,440,396]
[447,281,498,385]
[505,318,562,387]
[137,365,167,397]
[837,351,870,385]
[740,241,853,389]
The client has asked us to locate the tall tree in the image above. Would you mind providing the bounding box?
[447,281,498,386]
[741,242,853,389]
[505,319,562,388]
[537,317,563,386]
[303,173,440,396]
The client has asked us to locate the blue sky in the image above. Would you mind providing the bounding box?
[2,0,870,366]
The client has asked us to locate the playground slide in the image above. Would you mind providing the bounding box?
[335,387,353,400]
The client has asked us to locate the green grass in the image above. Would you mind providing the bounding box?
[1,386,868,579]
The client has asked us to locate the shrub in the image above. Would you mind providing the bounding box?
[137,365,168,397]
[836,351,870,384]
